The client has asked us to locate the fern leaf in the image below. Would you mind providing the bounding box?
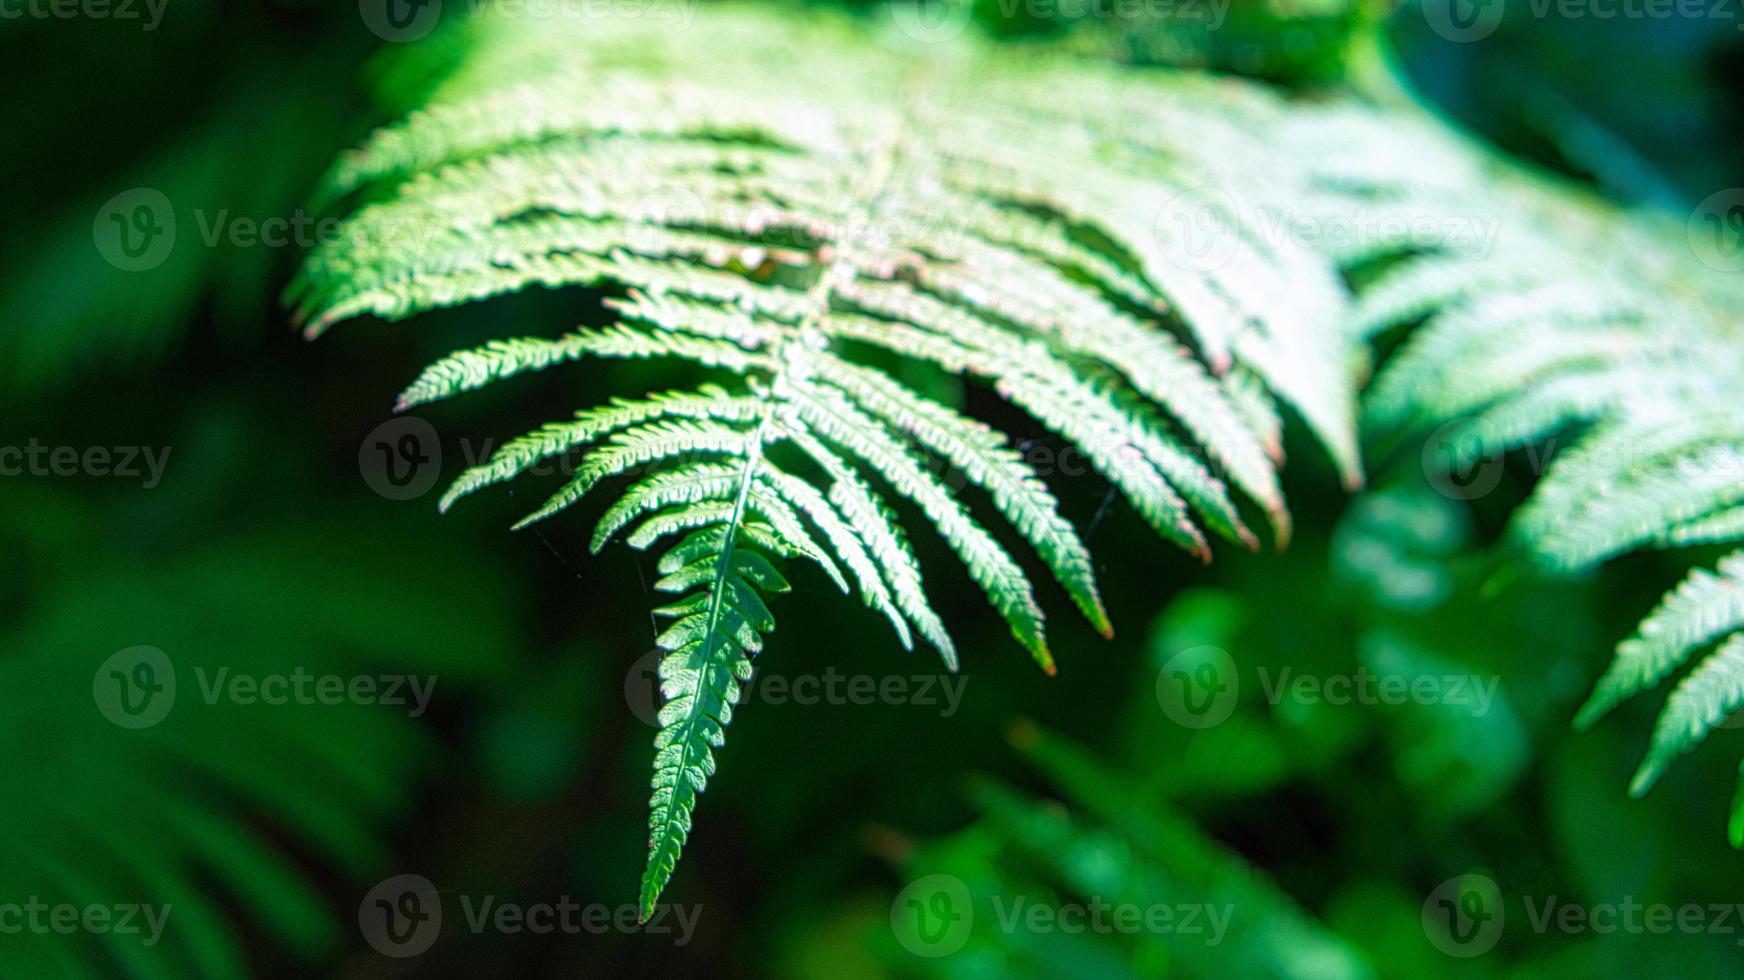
[1340,86,1744,816]
[300,4,1364,908]
[1575,553,1744,730]
[1631,634,1744,796]
[756,462,915,650]
[820,356,1109,635]
[780,425,958,668]
[786,382,1054,671]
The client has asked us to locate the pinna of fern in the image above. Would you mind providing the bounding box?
[1302,97,1744,830]
[289,6,1362,915]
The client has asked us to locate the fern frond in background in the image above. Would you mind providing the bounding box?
[0,34,355,398]
[1321,92,1744,830]
[883,724,1373,978]
[0,484,519,976]
[292,6,1365,912]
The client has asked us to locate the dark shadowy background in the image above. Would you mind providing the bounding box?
[2,1,1742,976]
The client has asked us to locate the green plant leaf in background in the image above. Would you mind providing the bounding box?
[1328,73,1744,828]
[0,480,519,975]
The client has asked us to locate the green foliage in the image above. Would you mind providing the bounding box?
[293,4,1364,912]
[888,738,1374,978]
[13,0,1744,974]
[0,37,353,399]
[1054,0,1386,87]
[1331,89,1744,823]
[858,485,1731,978]
[0,483,519,976]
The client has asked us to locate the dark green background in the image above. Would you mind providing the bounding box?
[2,1,1742,976]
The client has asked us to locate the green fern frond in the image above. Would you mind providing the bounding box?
[1631,634,1744,796]
[1331,90,1744,817]
[1575,553,1744,733]
[891,723,1373,978]
[296,6,1363,910]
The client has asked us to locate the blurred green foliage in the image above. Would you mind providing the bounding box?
[3,0,1742,976]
